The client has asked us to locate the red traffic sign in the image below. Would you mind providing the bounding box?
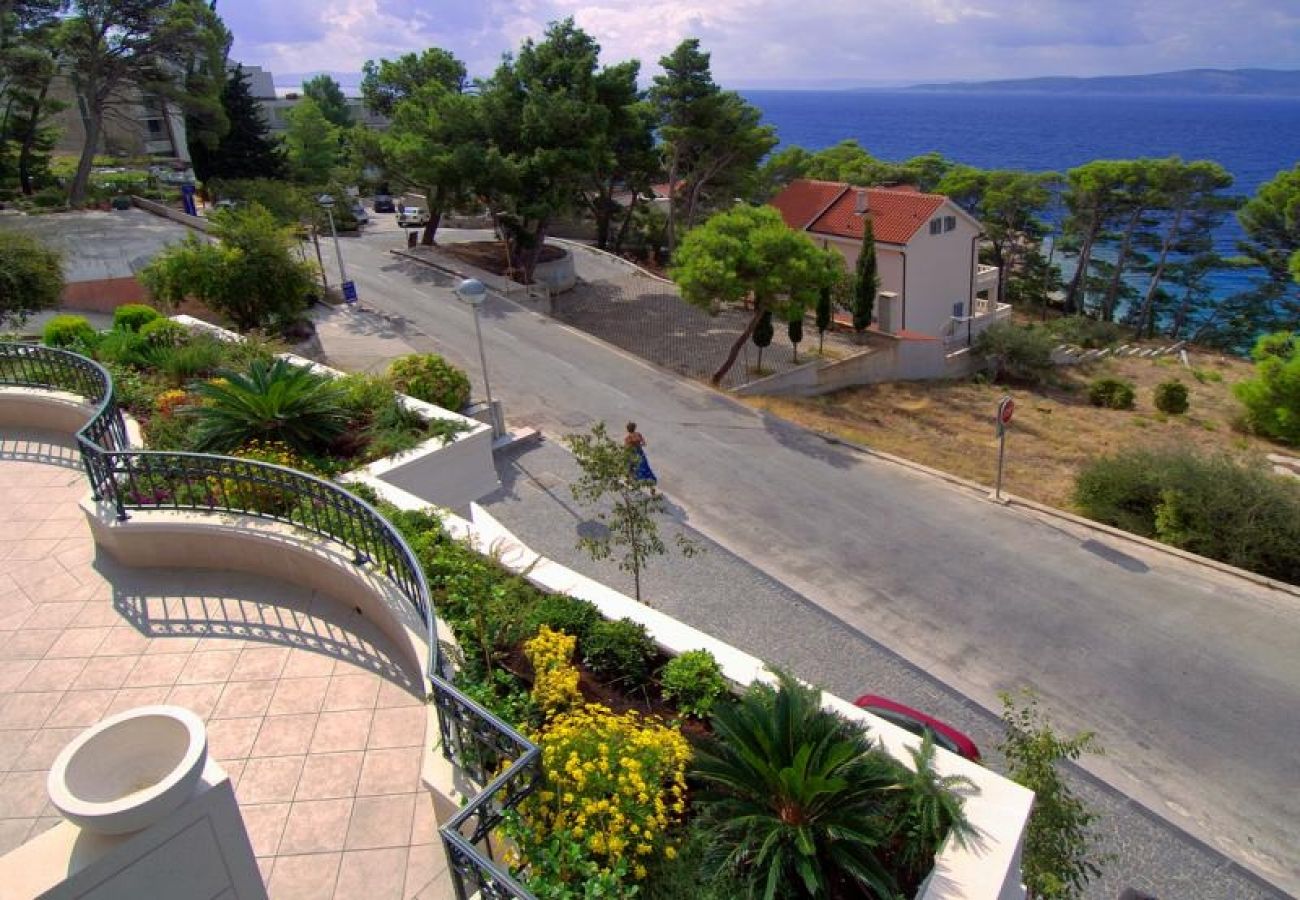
[997,396,1015,426]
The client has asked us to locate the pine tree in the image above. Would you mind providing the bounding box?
[191,65,286,183]
[853,217,879,335]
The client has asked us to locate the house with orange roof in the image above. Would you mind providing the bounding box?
[769,179,1006,345]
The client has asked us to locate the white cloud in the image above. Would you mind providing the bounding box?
[223,0,1300,87]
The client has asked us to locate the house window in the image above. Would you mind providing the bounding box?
[944,215,956,232]
[146,119,163,135]
[952,302,965,319]
[928,218,943,235]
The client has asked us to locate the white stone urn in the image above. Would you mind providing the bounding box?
[47,705,208,835]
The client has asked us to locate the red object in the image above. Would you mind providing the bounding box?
[769,179,950,245]
[998,397,1015,425]
[854,695,981,762]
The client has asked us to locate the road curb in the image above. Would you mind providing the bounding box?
[391,244,1300,603]
[546,237,677,285]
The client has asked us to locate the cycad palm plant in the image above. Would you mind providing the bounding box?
[188,358,349,455]
[692,669,902,899]
[888,732,977,881]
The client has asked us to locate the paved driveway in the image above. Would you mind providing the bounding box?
[314,227,1300,895]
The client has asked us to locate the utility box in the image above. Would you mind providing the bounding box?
[876,291,901,334]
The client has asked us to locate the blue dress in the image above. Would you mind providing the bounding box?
[632,446,657,484]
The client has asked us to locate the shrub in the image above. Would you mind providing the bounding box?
[1234,331,1300,445]
[1154,379,1190,415]
[208,440,318,514]
[1074,448,1300,583]
[508,703,691,889]
[889,732,976,882]
[187,357,349,454]
[334,372,394,416]
[93,328,151,367]
[660,650,728,718]
[0,229,63,327]
[146,336,227,387]
[973,322,1055,385]
[583,618,656,689]
[388,353,471,412]
[692,669,903,898]
[139,317,189,347]
[524,626,583,716]
[522,594,601,648]
[1045,315,1124,349]
[42,315,96,348]
[112,304,161,331]
[31,187,64,208]
[1087,377,1136,410]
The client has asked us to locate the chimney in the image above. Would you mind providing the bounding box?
[854,188,868,215]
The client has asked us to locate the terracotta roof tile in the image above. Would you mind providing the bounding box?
[770,179,948,245]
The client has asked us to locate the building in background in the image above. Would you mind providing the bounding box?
[236,63,389,133]
[49,76,190,162]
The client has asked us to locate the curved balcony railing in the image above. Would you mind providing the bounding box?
[0,341,540,899]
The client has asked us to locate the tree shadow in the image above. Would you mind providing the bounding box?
[759,411,859,470]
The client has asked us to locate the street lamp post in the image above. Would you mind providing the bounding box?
[318,194,356,303]
[454,278,502,438]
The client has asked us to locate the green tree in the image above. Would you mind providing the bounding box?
[650,39,777,251]
[1059,160,1132,315]
[751,308,773,370]
[1234,331,1300,445]
[564,421,697,604]
[581,59,658,251]
[938,167,1060,307]
[376,49,477,245]
[301,73,351,128]
[58,0,229,206]
[786,309,804,363]
[0,0,65,195]
[692,669,902,899]
[283,97,339,184]
[814,282,833,354]
[477,19,616,281]
[361,48,467,117]
[140,202,316,332]
[672,204,840,385]
[999,689,1101,900]
[0,229,62,327]
[1236,164,1300,331]
[188,357,349,454]
[190,65,286,183]
[852,216,879,334]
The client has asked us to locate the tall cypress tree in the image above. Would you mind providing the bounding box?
[815,283,833,353]
[752,309,774,371]
[853,217,880,334]
[191,65,287,183]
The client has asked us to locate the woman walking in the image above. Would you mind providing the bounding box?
[624,421,657,485]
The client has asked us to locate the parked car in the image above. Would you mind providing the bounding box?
[351,202,370,226]
[397,206,430,227]
[372,194,395,213]
[853,695,981,761]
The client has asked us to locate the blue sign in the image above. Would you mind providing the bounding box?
[342,280,358,303]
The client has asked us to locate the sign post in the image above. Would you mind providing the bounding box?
[994,395,1014,501]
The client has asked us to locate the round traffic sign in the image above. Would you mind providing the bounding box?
[997,396,1015,425]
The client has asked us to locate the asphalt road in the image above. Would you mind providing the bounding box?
[323,222,1300,895]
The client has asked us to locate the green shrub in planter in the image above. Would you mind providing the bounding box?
[94,328,151,367]
[523,593,601,648]
[1088,377,1135,410]
[660,649,728,718]
[1153,379,1189,415]
[584,617,656,689]
[387,353,471,412]
[139,317,189,347]
[112,304,161,332]
[42,315,96,348]
[31,187,64,209]
[110,195,133,210]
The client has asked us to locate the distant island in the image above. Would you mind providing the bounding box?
[901,68,1300,97]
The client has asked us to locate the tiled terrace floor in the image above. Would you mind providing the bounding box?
[0,429,450,899]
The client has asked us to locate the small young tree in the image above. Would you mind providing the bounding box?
[786,310,803,362]
[1234,331,1300,445]
[752,309,773,371]
[0,230,63,327]
[283,97,339,184]
[853,216,879,336]
[815,283,833,354]
[565,422,697,605]
[999,689,1102,900]
[301,74,352,128]
[140,203,316,332]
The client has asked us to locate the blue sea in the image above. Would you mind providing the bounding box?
[742,90,1300,317]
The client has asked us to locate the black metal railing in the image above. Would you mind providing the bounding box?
[1,342,540,900]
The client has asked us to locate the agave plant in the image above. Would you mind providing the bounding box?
[692,669,902,899]
[888,731,977,880]
[187,358,349,455]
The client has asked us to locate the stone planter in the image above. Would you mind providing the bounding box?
[47,705,208,836]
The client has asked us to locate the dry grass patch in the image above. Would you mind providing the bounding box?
[744,349,1286,509]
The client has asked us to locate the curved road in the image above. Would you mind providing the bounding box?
[324,224,1300,894]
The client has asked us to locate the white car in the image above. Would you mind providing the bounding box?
[397,206,430,227]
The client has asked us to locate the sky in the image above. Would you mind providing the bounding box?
[218,0,1300,90]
